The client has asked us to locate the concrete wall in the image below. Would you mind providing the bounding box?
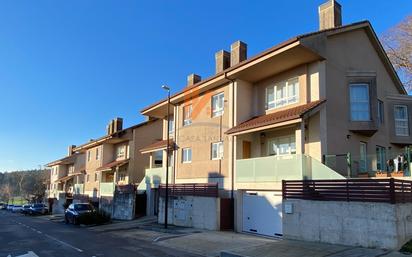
[158,196,220,230]
[283,199,412,250]
[112,191,136,220]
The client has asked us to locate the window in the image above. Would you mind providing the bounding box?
[117,145,125,158]
[212,92,224,117]
[267,136,296,156]
[94,173,98,181]
[211,142,224,160]
[118,173,126,181]
[182,148,192,163]
[266,78,299,110]
[394,105,409,136]
[378,100,384,124]
[95,147,100,160]
[376,146,386,171]
[360,142,367,172]
[153,150,163,167]
[183,105,193,126]
[87,151,91,162]
[349,83,370,121]
[86,174,89,182]
[168,116,174,135]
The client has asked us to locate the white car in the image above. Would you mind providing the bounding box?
[11,205,23,213]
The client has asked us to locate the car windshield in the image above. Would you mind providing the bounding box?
[74,204,93,211]
[33,204,44,208]
[23,205,30,208]
[14,205,22,207]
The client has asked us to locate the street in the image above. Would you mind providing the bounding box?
[0,211,201,257]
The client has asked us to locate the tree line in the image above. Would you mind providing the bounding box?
[0,169,48,203]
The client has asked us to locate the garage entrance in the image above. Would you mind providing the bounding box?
[242,191,282,237]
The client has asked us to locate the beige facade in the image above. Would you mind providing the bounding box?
[141,18,411,197]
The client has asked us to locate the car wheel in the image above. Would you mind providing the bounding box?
[73,217,78,225]
[65,216,69,224]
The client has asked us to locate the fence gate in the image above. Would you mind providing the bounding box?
[220,198,234,230]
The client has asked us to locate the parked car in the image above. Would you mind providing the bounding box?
[7,204,14,211]
[29,203,48,215]
[1,204,7,210]
[21,204,31,215]
[11,205,23,213]
[65,203,95,225]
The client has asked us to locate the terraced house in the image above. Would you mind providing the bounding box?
[46,147,85,214]
[46,118,162,219]
[140,0,412,237]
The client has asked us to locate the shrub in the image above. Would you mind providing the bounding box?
[78,210,111,225]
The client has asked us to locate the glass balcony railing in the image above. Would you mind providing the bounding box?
[99,182,115,196]
[236,154,344,183]
[137,167,173,191]
[74,184,84,194]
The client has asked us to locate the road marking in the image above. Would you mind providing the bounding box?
[44,233,83,252]
[8,251,40,257]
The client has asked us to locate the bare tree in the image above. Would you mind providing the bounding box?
[382,15,412,91]
[0,184,12,203]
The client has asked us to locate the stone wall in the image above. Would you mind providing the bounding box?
[112,191,135,220]
[158,196,219,230]
[99,196,113,217]
[283,199,412,249]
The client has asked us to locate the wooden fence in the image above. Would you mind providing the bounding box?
[159,183,218,198]
[282,178,412,204]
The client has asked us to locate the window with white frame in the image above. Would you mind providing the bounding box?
[96,147,100,160]
[153,150,163,167]
[117,145,126,158]
[267,135,296,156]
[266,77,299,110]
[359,142,367,172]
[211,92,224,117]
[168,116,174,134]
[349,83,370,121]
[211,142,224,160]
[182,148,192,163]
[376,146,386,171]
[183,104,193,126]
[394,105,409,136]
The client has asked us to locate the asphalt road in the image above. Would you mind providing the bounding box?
[0,211,201,257]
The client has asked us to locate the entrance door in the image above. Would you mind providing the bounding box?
[242,191,283,237]
[243,141,251,159]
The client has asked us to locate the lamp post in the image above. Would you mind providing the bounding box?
[162,85,171,229]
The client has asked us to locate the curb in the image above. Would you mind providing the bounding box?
[220,251,247,257]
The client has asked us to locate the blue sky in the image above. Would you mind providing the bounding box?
[0,0,411,171]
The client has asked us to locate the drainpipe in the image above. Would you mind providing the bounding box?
[224,73,236,200]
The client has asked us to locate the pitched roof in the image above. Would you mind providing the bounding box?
[226,100,326,135]
[96,159,130,172]
[140,139,175,153]
[141,20,406,114]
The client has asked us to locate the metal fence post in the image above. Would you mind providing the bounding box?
[389,178,395,204]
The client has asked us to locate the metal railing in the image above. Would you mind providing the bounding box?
[159,183,218,198]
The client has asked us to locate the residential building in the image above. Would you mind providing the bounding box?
[71,118,162,219]
[46,146,85,214]
[140,0,412,236]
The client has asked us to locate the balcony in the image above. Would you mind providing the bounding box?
[74,184,84,194]
[137,167,172,192]
[100,182,115,196]
[236,154,344,185]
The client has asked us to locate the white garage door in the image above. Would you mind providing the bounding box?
[242,191,282,237]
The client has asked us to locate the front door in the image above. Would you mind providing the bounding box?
[243,141,251,159]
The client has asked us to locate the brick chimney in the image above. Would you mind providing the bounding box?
[112,117,123,133]
[67,145,76,156]
[187,73,201,86]
[319,0,342,30]
[230,41,247,66]
[215,50,230,74]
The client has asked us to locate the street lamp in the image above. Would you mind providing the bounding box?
[162,85,171,229]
